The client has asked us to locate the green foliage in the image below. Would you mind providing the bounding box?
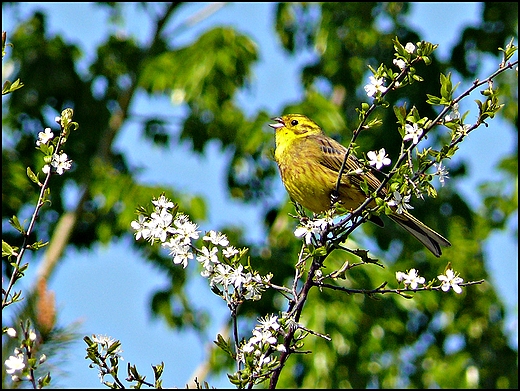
[2,77,24,95]
[2,2,517,389]
[2,32,24,95]
[450,2,519,77]
[140,27,257,108]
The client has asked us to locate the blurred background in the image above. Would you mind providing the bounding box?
[2,2,517,388]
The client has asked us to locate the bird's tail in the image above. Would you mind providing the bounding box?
[389,211,451,257]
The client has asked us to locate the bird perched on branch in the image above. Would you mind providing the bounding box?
[269,113,451,257]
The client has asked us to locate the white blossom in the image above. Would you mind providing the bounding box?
[131,215,151,240]
[243,273,267,301]
[444,103,460,122]
[229,264,247,289]
[148,208,174,242]
[210,263,232,286]
[399,268,425,289]
[5,352,25,375]
[313,217,332,230]
[393,58,407,70]
[434,162,450,186]
[403,123,423,145]
[52,152,72,175]
[405,42,416,54]
[294,222,319,245]
[91,334,123,358]
[251,328,277,346]
[388,190,414,214]
[367,148,391,170]
[258,315,281,332]
[223,246,239,258]
[152,195,175,210]
[173,214,200,244]
[197,246,219,269]
[163,238,193,268]
[364,76,387,97]
[42,152,73,175]
[36,128,54,146]
[203,230,229,247]
[29,330,37,341]
[438,268,464,294]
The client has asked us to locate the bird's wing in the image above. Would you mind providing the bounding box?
[312,135,383,193]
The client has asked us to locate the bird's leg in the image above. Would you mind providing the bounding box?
[330,190,340,208]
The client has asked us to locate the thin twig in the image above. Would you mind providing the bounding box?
[314,279,485,296]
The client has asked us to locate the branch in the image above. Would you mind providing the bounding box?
[313,279,486,297]
[269,255,324,388]
[330,58,519,246]
[2,129,67,308]
[268,49,516,388]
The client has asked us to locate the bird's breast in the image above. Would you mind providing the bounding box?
[276,141,335,213]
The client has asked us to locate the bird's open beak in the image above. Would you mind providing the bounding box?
[268,117,285,129]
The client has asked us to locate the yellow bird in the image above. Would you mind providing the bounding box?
[269,114,451,257]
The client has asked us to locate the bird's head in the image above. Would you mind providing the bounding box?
[268,114,322,138]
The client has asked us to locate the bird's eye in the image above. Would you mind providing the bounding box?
[291,120,298,126]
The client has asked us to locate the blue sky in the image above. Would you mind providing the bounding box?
[2,2,517,388]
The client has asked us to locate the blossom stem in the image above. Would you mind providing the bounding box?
[2,132,66,308]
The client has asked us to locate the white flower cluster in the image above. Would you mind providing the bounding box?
[4,327,46,383]
[396,268,425,289]
[200,230,271,303]
[131,195,272,304]
[91,334,123,359]
[36,118,73,176]
[4,348,26,381]
[396,267,464,293]
[42,152,72,175]
[84,334,124,383]
[393,42,416,70]
[294,216,332,245]
[238,315,286,379]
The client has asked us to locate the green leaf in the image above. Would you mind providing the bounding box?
[9,215,25,234]
[83,336,94,346]
[152,362,164,381]
[426,94,442,105]
[498,37,518,62]
[393,105,407,124]
[360,179,369,196]
[2,240,19,257]
[26,166,41,185]
[392,36,408,58]
[2,78,24,95]
[107,339,122,355]
[42,187,52,205]
[440,72,453,101]
[412,74,424,82]
[214,333,234,358]
[311,245,328,257]
[38,372,52,388]
[27,240,49,251]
